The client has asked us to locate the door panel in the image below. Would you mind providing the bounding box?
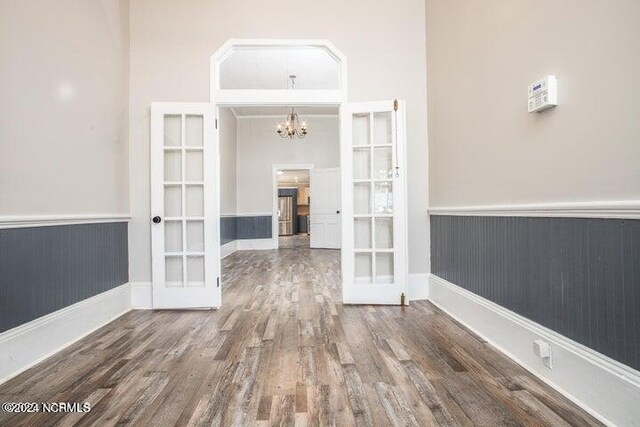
[151,103,219,309]
[341,101,408,305]
[310,168,341,249]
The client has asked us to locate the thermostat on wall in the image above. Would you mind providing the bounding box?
[528,75,557,113]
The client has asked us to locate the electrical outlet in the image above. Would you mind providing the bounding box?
[533,339,553,369]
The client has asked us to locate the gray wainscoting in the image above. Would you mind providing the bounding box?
[0,222,129,333]
[220,215,272,244]
[220,216,237,245]
[431,215,640,371]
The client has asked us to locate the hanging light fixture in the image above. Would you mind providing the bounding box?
[276,75,308,139]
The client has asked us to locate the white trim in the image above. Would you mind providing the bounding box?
[130,281,153,309]
[0,214,131,229]
[428,274,640,427]
[235,114,338,119]
[272,164,315,249]
[236,238,276,251]
[210,39,347,311]
[408,273,429,301]
[221,240,238,258]
[428,200,640,219]
[0,283,131,384]
[213,90,343,105]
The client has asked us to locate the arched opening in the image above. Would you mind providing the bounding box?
[210,39,348,104]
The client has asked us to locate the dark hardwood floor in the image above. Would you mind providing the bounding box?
[0,247,603,426]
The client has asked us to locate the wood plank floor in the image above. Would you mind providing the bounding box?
[0,247,603,426]
[279,234,310,249]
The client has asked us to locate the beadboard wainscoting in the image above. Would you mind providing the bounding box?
[0,221,129,332]
[220,214,274,258]
[0,218,131,383]
[429,212,640,426]
[220,216,238,245]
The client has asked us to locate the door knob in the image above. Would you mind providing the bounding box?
[336,210,341,214]
[152,216,162,224]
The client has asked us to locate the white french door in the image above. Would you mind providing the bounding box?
[310,168,341,249]
[150,103,220,309]
[341,100,408,305]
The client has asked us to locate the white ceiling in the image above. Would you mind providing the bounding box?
[231,106,338,117]
[278,170,310,185]
[219,46,340,90]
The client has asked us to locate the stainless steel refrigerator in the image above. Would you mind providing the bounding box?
[278,196,293,236]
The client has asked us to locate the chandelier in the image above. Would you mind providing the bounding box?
[276,75,308,139]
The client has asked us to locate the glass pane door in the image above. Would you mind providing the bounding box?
[342,101,407,305]
[163,114,206,288]
[352,111,395,285]
[151,103,218,309]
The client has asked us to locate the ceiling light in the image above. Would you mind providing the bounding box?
[276,76,308,140]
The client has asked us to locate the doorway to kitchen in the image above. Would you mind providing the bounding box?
[276,167,312,249]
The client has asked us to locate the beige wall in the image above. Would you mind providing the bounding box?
[219,108,237,216]
[0,0,130,215]
[236,117,339,214]
[426,0,640,207]
[129,0,429,281]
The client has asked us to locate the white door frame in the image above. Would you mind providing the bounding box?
[210,39,348,308]
[149,39,349,309]
[272,164,314,249]
[208,39,408,306]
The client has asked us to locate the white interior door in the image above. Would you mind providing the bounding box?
[341,100,408,304]
[150,102,220,309]
[310,168,341,249]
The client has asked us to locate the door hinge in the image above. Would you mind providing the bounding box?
[393,99,399,111]
[215,118,218,129]
[400,292,406,306]
[217,277,220,288]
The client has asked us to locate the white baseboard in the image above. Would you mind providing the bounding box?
[236,238,276,251]
[130,281,153,309]
[428,274,640,427]
[0,283,131,384]
[221,240,238,258]
[408,273,429,301]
